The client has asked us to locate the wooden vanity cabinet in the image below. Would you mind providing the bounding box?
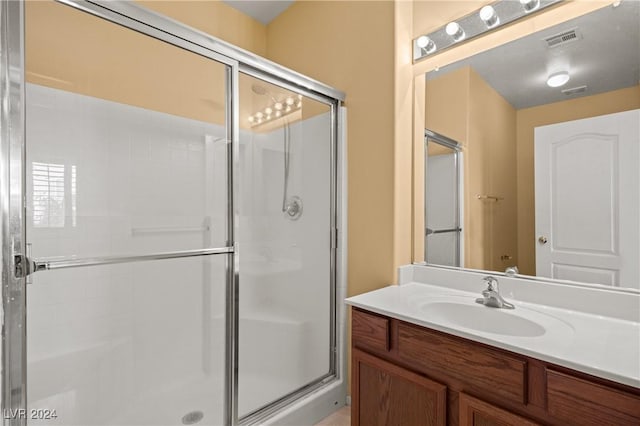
[351,308,640,426]
[352,348,446,426]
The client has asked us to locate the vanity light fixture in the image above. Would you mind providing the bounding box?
[445,22,465,42]
[248,97,302,127]
[416,35,437,54]
[479,5,499,28]
[546,70,570,87]
[520,0,541,13]
[413,0,562,62]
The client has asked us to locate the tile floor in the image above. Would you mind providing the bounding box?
[314,406,351,426]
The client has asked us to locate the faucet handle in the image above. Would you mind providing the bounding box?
[482,275,498,291]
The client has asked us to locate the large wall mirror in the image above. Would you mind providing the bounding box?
[415,1,640,291]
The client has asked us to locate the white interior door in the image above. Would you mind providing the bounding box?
[535,109,640,289]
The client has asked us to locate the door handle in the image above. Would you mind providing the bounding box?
[538,236,548,244]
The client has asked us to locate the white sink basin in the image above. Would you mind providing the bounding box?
[413,298,576,339]
[422,302,546,337]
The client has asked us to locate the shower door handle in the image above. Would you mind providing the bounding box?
[14,246,234,278]
[426,227,461,235]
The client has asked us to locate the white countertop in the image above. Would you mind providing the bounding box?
[346,282,640,389]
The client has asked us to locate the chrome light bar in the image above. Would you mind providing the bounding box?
[413,0,563,62]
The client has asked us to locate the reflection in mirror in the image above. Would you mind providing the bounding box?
[425,131,462,267]
[422,1,640,290]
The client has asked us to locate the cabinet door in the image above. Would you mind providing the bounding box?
[352,348,446,426]
[459,393,539,426]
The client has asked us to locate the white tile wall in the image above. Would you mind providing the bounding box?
[25,83,335,424]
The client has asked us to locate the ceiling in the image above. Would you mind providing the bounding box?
[426,1,640,109]
[222,0,294,25]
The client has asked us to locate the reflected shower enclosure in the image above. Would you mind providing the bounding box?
[425,130,462,267]
[1,1,345,425]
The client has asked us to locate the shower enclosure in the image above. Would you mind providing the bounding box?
[1,2,346,425]
[424,130,462,267]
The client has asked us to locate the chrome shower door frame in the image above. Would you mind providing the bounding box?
[1,1,346,425]
[1,0,27,420]
[236,66,342,426]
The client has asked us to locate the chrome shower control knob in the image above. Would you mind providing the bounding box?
[283,196,303,220]
[538,236,548,244]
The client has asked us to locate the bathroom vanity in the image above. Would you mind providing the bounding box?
[346,266,640,426]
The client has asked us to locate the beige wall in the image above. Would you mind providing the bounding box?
[26,0,267,124]
[425,67,516,271]
[468,70,517,272]
[516,85,640,275]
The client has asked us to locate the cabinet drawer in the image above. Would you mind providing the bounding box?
[352,309,390,352]
[397,323,527,404]
[547,369,640,426]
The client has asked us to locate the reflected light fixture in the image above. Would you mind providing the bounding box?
[446,22,465,42]
[248,97,302,127]
[547,70,570,87]
[520,0,540,13]
[479,5,499,28]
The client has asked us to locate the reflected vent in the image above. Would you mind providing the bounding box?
[562,85,587,96]
[544,28,581,48]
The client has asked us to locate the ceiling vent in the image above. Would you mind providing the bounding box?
[544,28,582,48]
[562,85,587,96]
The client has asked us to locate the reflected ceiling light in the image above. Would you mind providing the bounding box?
[446,22,465,42]
[249,97,303,127]
[520,0,540,13]
[547,70,570,87]
[479,5,499,28]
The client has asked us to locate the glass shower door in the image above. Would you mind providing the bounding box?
[237,73,336,420]
[22,2,233,424]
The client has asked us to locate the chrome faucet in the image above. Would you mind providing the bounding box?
[476,276,515,309]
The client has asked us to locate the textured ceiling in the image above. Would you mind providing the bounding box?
[427,1,640,109]
[222,1,294,25]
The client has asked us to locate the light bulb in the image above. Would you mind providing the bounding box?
[274,102,283,111]
[275,111,282,117]
[285,106,292,112]
[296,101,302,108]
[265,107,272,115]
[547,71,570,87]
[416,35,436,54]
[255,112,263,119]
[479,5,499,28]
[285,97,294,106]
[266,114,271,120]
[520,0,540,12]
[248,116,255,123]
[445,22,465,42]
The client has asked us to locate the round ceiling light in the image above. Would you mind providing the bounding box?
[547,71,570,88]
